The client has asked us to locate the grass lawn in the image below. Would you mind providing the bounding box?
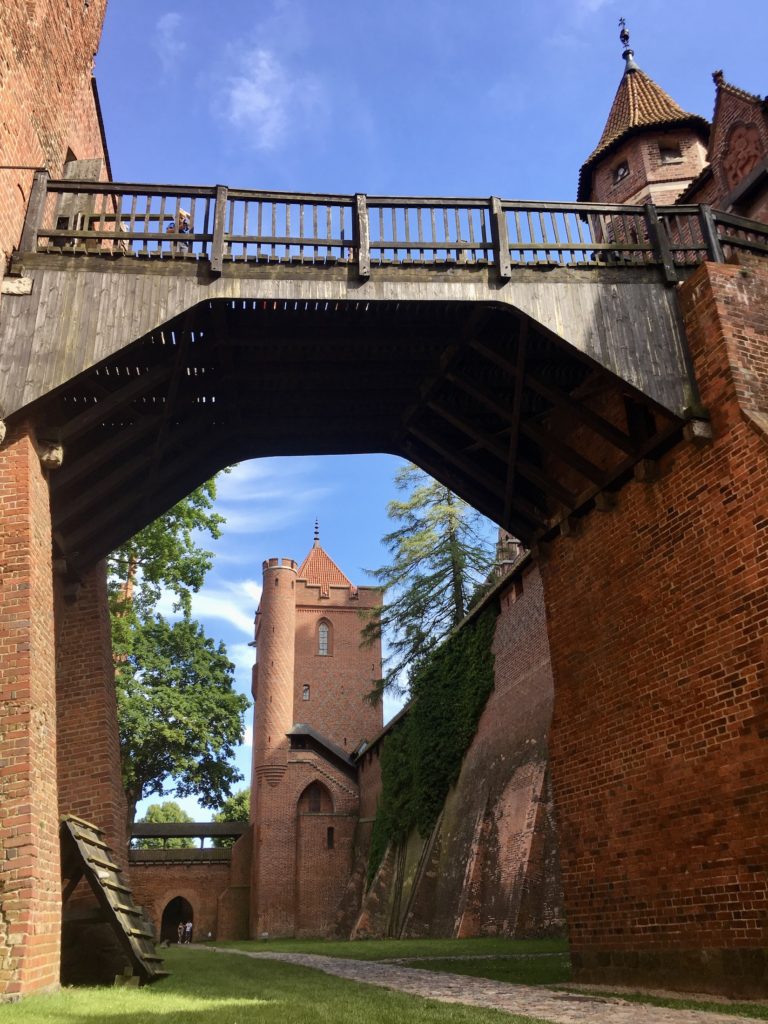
[213,936,568,961]
[414,956,571,987]
[0,947,551,1024]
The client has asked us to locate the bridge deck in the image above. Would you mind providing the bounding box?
[2,179,767,575]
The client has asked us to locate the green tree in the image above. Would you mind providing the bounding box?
[364,464,495,700]
[109,478,250,827]
[133,801,195,850]
[212,787,250,848]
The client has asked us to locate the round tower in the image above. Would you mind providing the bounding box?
[251,557,298,789]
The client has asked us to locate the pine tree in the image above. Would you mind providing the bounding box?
[364,463,495,700]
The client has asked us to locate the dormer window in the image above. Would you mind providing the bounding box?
[613,161,629,184]
[659,144,682,165]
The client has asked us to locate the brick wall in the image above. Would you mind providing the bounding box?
[293,582,382,751]
[129,860,232,942]
[0,0,108,279]
[541,259,768,996]
[354,566,565,940]
[55,563,127,864]
[0,424,59,996]
[588,130,708,206]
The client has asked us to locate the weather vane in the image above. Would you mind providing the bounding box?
[619,17,630,52]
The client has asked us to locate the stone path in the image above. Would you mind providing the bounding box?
[195,946,758,1024]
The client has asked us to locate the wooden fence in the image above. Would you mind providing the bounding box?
[17,171,768,282]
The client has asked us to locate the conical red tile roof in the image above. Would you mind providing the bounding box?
[297,538,353,595]
[578,55,709,200]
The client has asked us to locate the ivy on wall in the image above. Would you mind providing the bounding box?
[367,604,497,884]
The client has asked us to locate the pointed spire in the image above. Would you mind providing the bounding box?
[313,519,320,547]
[576,23,709,200]
[619,18,639,73]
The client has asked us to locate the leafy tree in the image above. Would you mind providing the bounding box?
[133,801,195,850]
[363,463,495,700]
[109,478,250,828]
[212,787,250,848]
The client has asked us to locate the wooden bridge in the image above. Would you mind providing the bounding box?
[2,173,767,577]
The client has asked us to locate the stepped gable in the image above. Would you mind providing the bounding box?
[578,44,709,200]
[297,524,354,597]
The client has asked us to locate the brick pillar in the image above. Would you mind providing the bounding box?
[250,557,297,937]
[0,423,60,996]
[55,562,128,867]
[542,259,768,997]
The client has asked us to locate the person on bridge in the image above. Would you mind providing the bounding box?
[166,208,191,254]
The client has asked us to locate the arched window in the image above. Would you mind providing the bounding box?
[318,620,331,656]
[302,684,310,701]
[298,781,333,814]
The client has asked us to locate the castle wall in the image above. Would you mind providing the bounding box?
[293,582,382,751]
[55,563,127,864]
[541,259,768,996]
[129,861,232,943]
[354,566,564,940]
[0,1,108,282]
[0,424,59,995]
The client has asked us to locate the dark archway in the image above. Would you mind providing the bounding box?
[160,896,193,943]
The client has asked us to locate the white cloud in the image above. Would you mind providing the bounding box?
[156,579,259,638]
[242,723,254,748]
[214,3,327,152]
[153,12,186,74]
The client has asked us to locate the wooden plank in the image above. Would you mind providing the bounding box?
[355,194,370,279]
[57,364,173,443]
[18,170,50,253]
[210,185,228,272]
[490,197,512,280]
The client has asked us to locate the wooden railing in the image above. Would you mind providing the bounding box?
[17,171,768,282]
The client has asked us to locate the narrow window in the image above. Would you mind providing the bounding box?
[659,144,682,165]
[326,826,335,849]
[318,621,330,656]
[302,684,310,701]
[613,161,629,184]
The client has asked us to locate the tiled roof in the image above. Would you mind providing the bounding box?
[297,540,353,593]
[578,56,710,200]
[712,70,767,107]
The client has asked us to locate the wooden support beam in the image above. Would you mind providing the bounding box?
[401,438,534,542]
[54,417,161,492]
[520,420,607,486]
[445,371,512,425]
[426,399,507,462]
[409,425,505,499]
[503,321,527,527]
[355,194,370,279]
[57,365,173,443]
[524,371,636,455]
[515,458,577,510]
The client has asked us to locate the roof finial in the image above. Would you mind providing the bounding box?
[313,518,320,547]
[618,18,639,73]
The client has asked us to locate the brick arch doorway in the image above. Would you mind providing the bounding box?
[161,895,193,943]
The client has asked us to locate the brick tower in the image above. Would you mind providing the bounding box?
[578,22,710,205]
[249,527,382,937]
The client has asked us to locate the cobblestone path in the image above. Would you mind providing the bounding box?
[197,946,758,1024]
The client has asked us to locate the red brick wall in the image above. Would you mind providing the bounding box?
[0,0,108,276]
[129,860,232,942]
[0,424,59,996]
[293,582,382,751]
[55,563,127,864]
[354,566,564,940]
[588,130,708,205]
[542,259,768,996]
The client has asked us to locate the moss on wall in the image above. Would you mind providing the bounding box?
[367,605,497,884]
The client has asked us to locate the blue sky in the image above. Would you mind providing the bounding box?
[95,0,766,819]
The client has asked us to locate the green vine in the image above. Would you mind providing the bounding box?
[367,605,497,884]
